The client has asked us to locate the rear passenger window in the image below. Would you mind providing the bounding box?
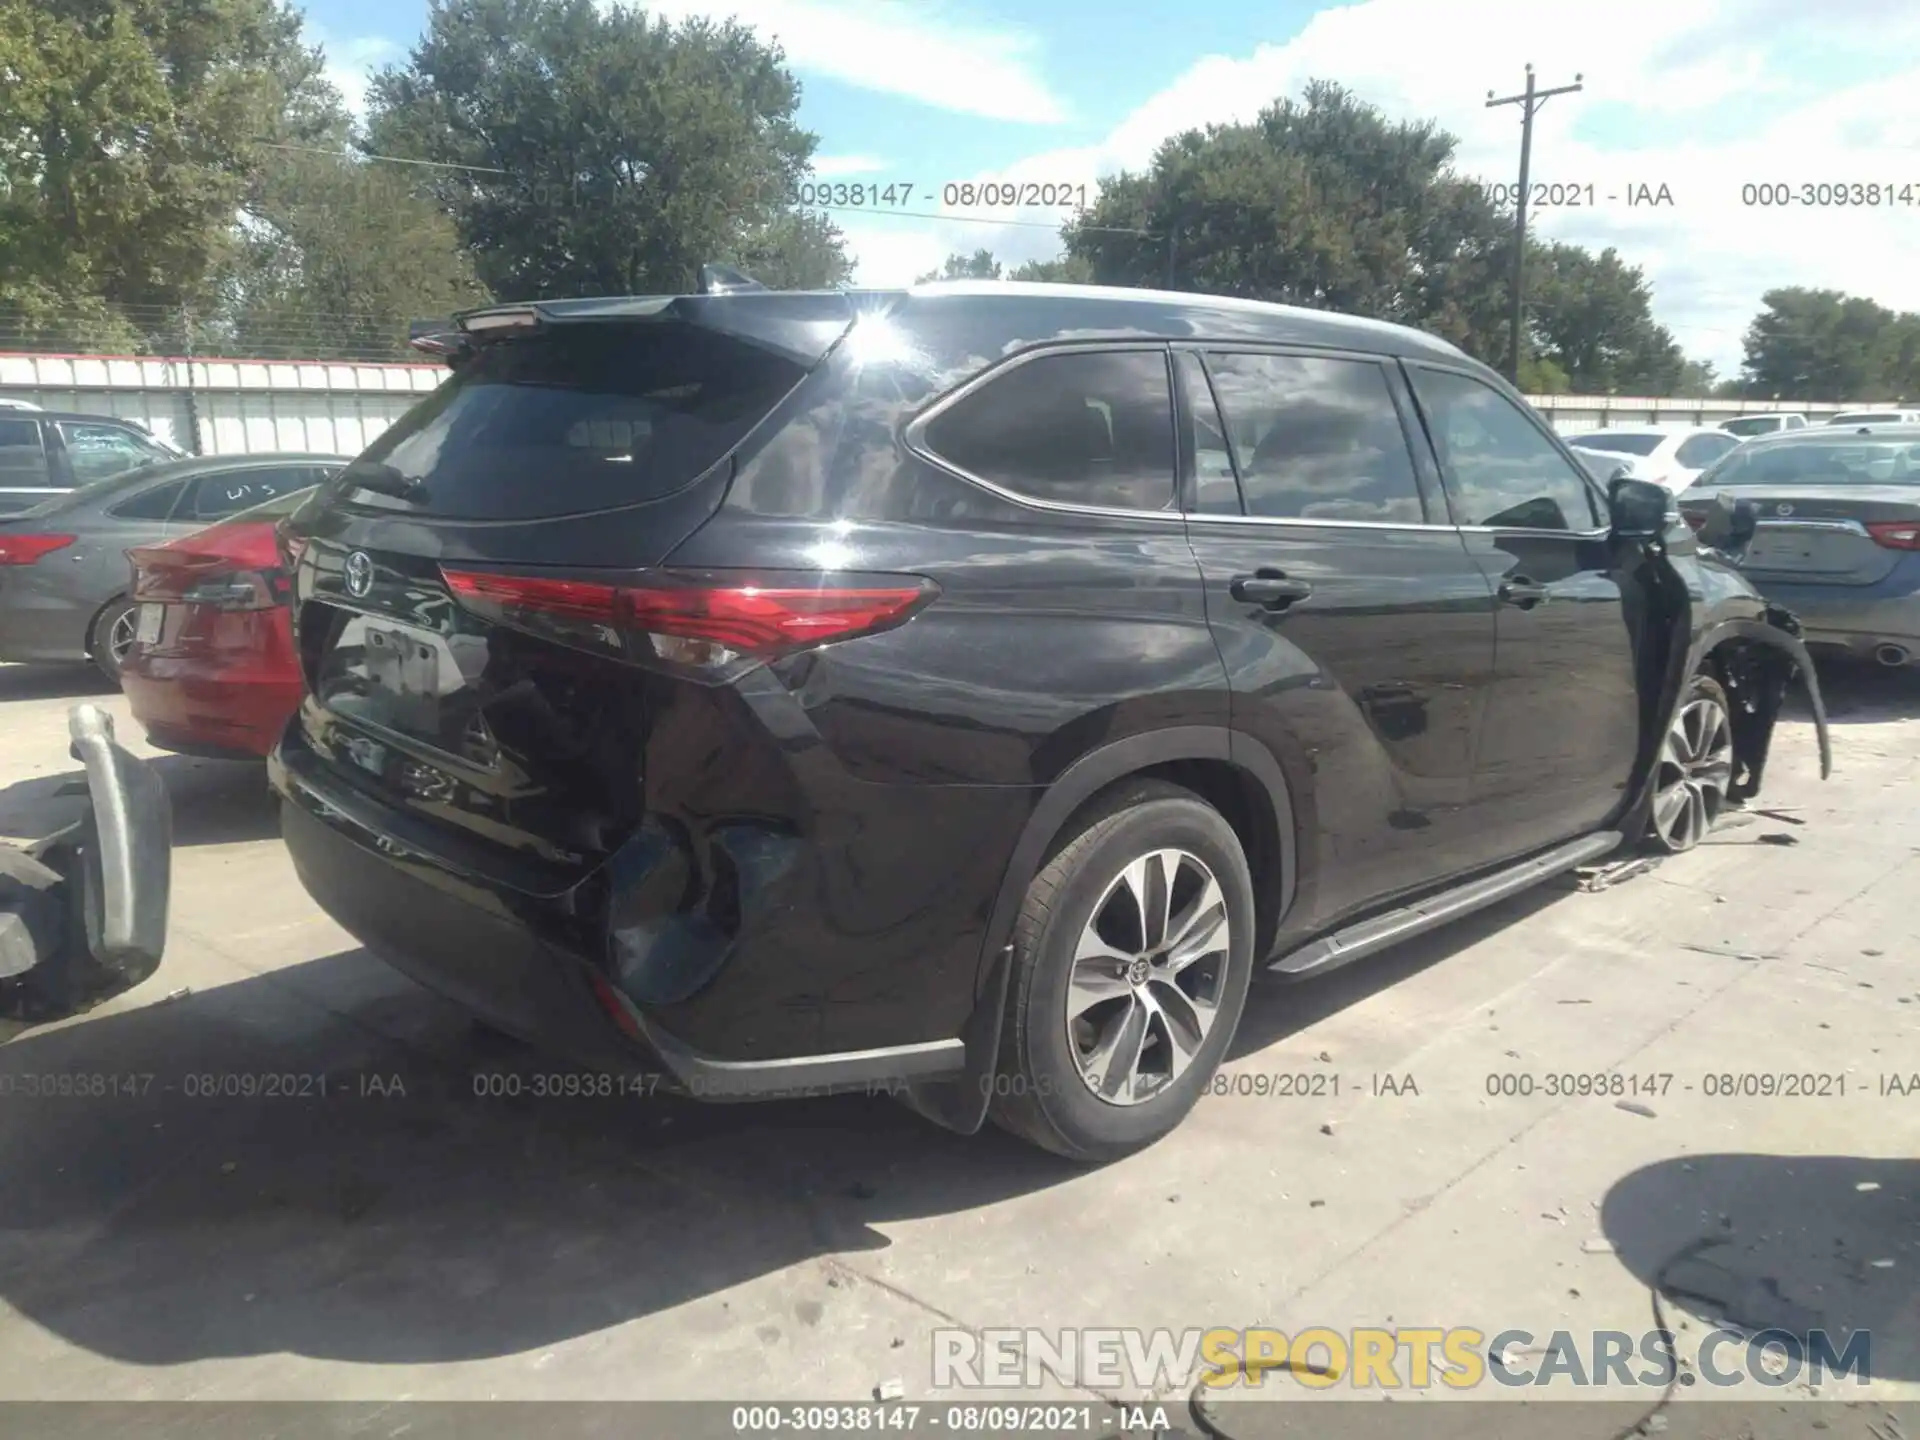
[922,350,1176,511]
[1409,368,1601,530]
[0,419,53,488]
[109,479,186,520]
[184,467,314,521]
[1203,353,1426,522]
[1173,352,1241,515]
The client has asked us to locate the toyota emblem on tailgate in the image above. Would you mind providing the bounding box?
[1776,503,1794,516]
[343,551,375,597]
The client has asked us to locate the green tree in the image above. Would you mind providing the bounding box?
[1059,82,1516,363]
[211,150,490,359]
[365,0,849,298]
[1738,288,1913,401]
[1526,243,1686,393]
[0,0,339,349]
[1008,253,1095,283]
[916,248,1004,283]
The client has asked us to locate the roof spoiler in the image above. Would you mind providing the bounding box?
[447,283,859,368]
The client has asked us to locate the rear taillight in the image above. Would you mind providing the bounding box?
[179,570,288,611]
[1867,521,1920,550]
[131,548,289,611]
[440,567,939,672]
[0,533,76,565]
[1682,510,1707,532]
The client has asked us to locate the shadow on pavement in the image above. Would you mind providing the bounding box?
[0,948,1083,1367]
[1600,1151,1919,1383]
[1791,657,1920,725]
[1231,882,1569,1059]
[0,663,116,704]
[0,751,274,848]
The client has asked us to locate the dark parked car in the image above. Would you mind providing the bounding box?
[1677,423,1920,667]
[0,411,182,515]
[246,282,1828,1161]
[0,453,347,680]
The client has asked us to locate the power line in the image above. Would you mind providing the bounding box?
[250,140,511,177]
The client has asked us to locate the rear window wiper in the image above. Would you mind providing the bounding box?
[340,462,429,504]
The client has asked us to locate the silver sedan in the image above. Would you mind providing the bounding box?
[0,453,348,680]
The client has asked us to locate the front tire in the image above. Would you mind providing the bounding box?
[989,779,1255,1162]
[1646,672,1734,853]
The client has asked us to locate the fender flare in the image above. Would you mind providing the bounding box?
[1624,613,1832,835]
[898,724,1298,1137]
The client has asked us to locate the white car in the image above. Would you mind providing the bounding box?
[1564,425,1744,493]
[1827,409,1920,426]
[1719,413,1806,437]
[0,398,44,412]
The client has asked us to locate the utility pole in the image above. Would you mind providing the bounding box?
[1487,64,1582,385]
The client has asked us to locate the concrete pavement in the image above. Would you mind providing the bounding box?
[0,660,1914,1429]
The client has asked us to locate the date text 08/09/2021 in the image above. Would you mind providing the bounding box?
[728,1403,1168,1435]
[796,182,1089,211]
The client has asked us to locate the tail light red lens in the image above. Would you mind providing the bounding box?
[440,566,938,670]
[1682,510,1707,532]
[1867,520,1920,551]
[131,547,289,611]
[0,533,76,565]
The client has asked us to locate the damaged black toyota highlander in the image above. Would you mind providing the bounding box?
[255,277,1829,1161]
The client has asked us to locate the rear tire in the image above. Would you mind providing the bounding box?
[988,779,1255,1162]
[1645,672,1734,853]
[88,597,138,685]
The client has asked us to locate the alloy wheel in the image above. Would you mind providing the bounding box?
[106,606,138,667]
[1652,693,1733,850]
[1066,847,1232,1106]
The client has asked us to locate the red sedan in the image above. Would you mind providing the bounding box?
[120,487,316,759]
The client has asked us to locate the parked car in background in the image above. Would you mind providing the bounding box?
[1719,413,1807,437]
[244,281,1826,1162]
[1678,424,1920,668]
[0,453,347,680]
[0,398,44,411]
[1565,425,1742,493]
[1827,410,1920,427]
[0,411,183,516]
[121,485,320,758]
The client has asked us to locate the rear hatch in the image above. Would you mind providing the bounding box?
[282,294,857,883]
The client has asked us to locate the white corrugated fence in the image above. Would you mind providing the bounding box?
[0,349,1883,456]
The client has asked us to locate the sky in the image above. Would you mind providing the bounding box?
[300,0,1920,384]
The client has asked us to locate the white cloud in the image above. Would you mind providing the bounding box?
[635,0,1067,123]
[313,33,400,121]
[846,0,1920,381]
[809,154,891,177]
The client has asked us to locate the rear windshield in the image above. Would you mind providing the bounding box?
[1697,439,1920,486]
[1569,432,1663,456]
[1720,416,1781,436]
[342,323,809,520]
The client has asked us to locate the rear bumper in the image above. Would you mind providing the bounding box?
[269,738,968,1100]
[0,586,93,664]
[2,706,171,1007]
[121,661,302,760]
[1751,571,1920,658]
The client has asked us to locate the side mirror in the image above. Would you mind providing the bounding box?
[1609,476,1671,539]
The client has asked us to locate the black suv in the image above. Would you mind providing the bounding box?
[268,282,1829,1160]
